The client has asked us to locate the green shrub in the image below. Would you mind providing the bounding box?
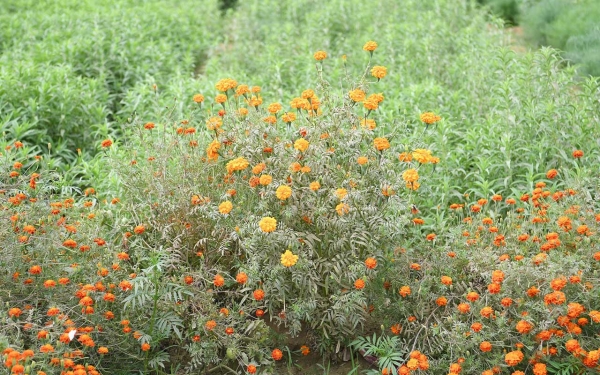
[0,0,221,163]
[478,0,521,25]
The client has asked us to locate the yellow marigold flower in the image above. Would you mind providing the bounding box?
[300,166,311,173]
[420,112,441,125]
[301,89,315,99]
[252,163,266,174]
[310,181,320,191]
[219,201,233,214]
[368,93,384,103]
[252,86,261,93]
[263,115,277,124]
[215,78,238,92]
[357,156,368,165]
[206,117,223,131]
[313,51,327,61]
[335,188,348,200]
[371,66,387,79]
[406,181,421,190]
[226,157,249,174]
[280,249,299,267]
[267,102,282,114]
[412,149,433,164]
[363,98,379,111]
[275,185,292,200]
[290,97,303,109]
[249,95,262,108]
[336,203,350,216]
[193,94,204,103]
[398,152,412,162]
[294,138,309,152]
[215,94,227,104]
[259,175,272,186]
[206,139,221,162]
[235,84,250,97]
[373,137,390,151]
[349,89,366,102]
[282,112,296,123]
[259,217,277,233]
[238,108,249,116]
[402,169,419,183]
[360,118,376,130]
[363,40,378,52]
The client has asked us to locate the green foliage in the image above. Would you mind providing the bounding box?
[0,0,221,164]
[478,0,521,24]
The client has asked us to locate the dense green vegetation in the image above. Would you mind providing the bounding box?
[479,0,600,76]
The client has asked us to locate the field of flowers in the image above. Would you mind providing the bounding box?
[1,0,600,375]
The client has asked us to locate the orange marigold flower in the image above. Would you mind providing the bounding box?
[457,303,471,314]
[532,363,547,375]
[253,289,265,301]
[272,348,283,361]
[354,279,366,290]
[504,350,524,366]
[436,296,447,306]
[363,41,378,52]
[441,276,452,286]
[213,274,225,287]
[420,112,441,125]
[313,51,327,60]
[479,341,492,352]
[515,320,533,334]
[101,139,113,148]
[371,65,387,79]
[399,286,411,297]
[572,150,583,158]
[373,137,390,151]
[141,343,150,351]
[365,257,377,269]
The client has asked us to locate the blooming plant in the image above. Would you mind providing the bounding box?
[0,45,439,374]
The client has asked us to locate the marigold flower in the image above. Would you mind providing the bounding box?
[363,41,378,52]
[349,89,366,102]
[226,157,249,174]
[193,94,204,103]
[272,348,283,361]
[275,185,292,200]
[457,303,470,313]
[441,276,452,285]
[360,118,376,130]
[213,274,225,287]
[533,363,547,375]
[206,117,223,130]
[101,139,113,148]
[281,250,298,267]
[313,51,327,60]
[206,139,221,162]
[335,203,350,216]
[436,296,447,306]
[412,148,433,163]
[8,307,22,318]
[371,65,387,79]
[294,138,309,152]
[420,112,441,125]
[354,279,365,290]
[282,112,296,123]
[218,201,233,214]
[253,289,265,301]
[357,156,368,165]
[399,286,411,297]
[215,78,238,92]
[480,306,494,318]
[259,174,272,186]
[141,343,151,351]
[515,320,533,334]
[402,169,419,183]
[572,150,584,158]
[546,169,558,179]
[466,292,479,302]
[259,217,277,233]
[471,322,483,332]
[365,257,377,269]
[480,341,492,352]
[504,350,524,366]
[363,98,379,111]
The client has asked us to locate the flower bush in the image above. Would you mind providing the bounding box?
[0,45,442,374]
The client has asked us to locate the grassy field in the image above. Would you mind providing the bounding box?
[1,0,600,374]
